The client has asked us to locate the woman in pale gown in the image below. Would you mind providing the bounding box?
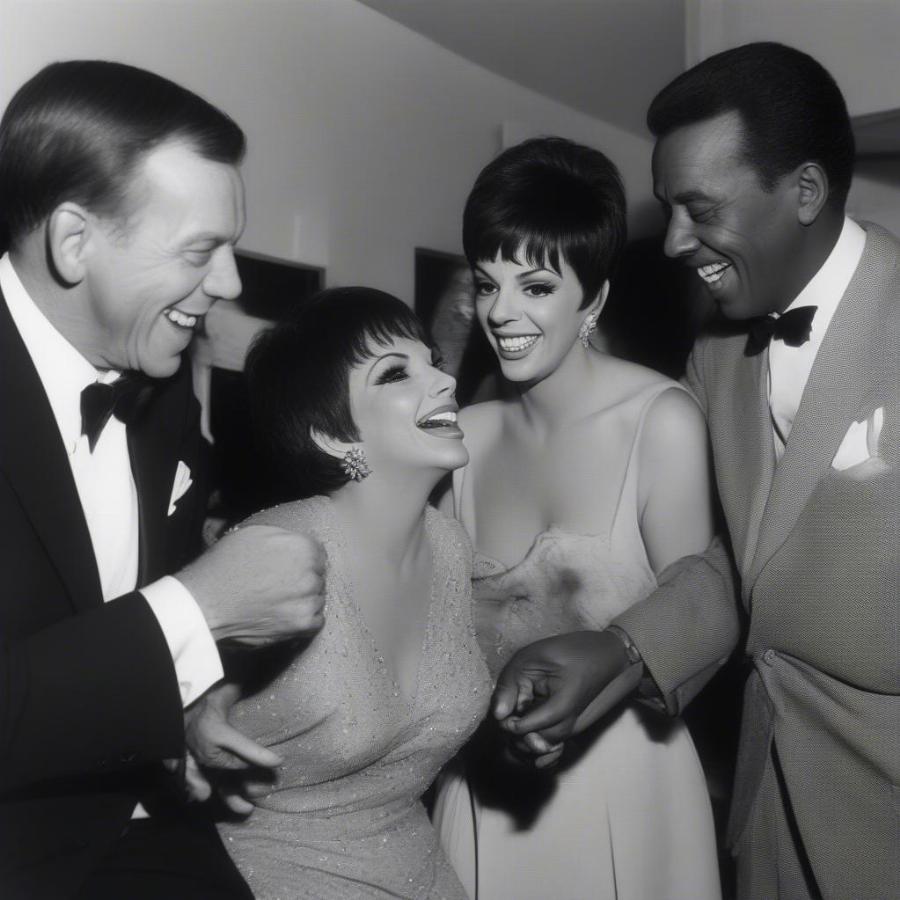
[214,288,491,899]
[432,138,721,899]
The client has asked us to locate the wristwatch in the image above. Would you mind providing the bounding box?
[606,624,643,666]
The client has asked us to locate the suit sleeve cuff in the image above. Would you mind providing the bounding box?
[606,624,668,712]
[140,576,224,707]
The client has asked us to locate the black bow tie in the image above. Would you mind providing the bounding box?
[80,374,154,451]
[744,305,818,357]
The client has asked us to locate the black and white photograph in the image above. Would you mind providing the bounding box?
[1,1,897,898]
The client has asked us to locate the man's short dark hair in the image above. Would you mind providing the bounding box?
[463,137,626,310]
[0,60,246,249]
[246,287,429,500]
[647,42,855,208]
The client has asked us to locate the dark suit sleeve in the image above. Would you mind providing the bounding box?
[0,363,206,793]
[611,339,742,715]
[0,592,184,792]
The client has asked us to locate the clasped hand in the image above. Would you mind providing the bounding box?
[491,629,637,767]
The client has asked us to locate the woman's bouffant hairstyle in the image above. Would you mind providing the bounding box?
[246,287,428,500]
[647,42,854,209]
[0,60,245,249]
[463,137,627,310]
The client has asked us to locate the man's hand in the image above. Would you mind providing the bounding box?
[184,683,281,815]
[177,525,326,647]
[492,630,637,752]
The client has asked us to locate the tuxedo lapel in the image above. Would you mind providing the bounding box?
[128,395,176,586]
[748,228,887,586]
[0,289,103,612]
[729,347,776,583]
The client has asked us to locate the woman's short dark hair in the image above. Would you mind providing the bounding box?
[647,42,854,209]
[463,137,627,310]
[0,60,245,249]
[246,287,428,500]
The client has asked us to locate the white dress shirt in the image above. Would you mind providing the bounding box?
[0,253,223,706]
[767,217,866,458]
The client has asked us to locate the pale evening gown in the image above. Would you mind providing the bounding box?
[433,381,721,900]
[218,497,491,899]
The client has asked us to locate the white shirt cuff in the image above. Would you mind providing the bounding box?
[141,576,224,707]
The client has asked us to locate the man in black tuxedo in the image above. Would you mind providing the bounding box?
[0,61,326,898]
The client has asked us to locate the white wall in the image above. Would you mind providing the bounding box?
[685,0,900,233]
[686,0,900,116]
[0,0,659,302]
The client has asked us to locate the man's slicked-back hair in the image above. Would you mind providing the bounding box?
[463,137,626,310]
[647,42,855,208]
[246,287,428,500]
[0,60,246,248]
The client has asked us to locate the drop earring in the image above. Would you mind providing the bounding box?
[578,310,599,349]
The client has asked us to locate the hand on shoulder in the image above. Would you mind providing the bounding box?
[176,522,326,647]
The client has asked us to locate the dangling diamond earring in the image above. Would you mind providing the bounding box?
[578,311,599,349]
[341,446,371,481]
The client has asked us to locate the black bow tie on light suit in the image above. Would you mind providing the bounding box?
[744,305,818,357]
[80,374,154,451]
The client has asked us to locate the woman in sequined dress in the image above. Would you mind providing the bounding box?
[432,138,721,899]
[214,288,491,899]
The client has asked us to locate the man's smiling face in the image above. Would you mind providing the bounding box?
[652,110,803,320]
[80,140,245,377]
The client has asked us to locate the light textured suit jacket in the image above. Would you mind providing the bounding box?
[618,224,900,899]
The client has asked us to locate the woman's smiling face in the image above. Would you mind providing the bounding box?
[473,250,598,386]
[347,336,468,477]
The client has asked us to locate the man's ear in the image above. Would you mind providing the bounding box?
[796,162,830,226]
[47,203,91,286]
[310,427,354,462]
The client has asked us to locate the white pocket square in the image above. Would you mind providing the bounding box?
[831,407,884,471]
[168,460,193,516]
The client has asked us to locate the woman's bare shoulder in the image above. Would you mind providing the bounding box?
[592,354,677,395]
[458,399,507,446]
[641,384,706,449]
[579,355,681,422]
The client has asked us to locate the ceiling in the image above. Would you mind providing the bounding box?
[357,0,687,137]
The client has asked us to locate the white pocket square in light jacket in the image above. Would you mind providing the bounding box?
[831,407,884,471]
[168,461,193,516]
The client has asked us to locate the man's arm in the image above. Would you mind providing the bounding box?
[493,342,741,745]
[612,535,739,715]
[0,593,184,791]
[0,525,326,794]
[493,535,740,750]
[616,336,740,714]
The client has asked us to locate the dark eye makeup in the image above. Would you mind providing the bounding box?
[374,363,408,385]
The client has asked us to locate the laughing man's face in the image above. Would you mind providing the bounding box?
[652,110,803,320]
[79,141,245,377]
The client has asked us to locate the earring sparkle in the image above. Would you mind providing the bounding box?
[341,447,371,482]
[579,311,599,349]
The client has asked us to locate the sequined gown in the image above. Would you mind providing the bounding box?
[433,382,721,900]
[218,497,491,899]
